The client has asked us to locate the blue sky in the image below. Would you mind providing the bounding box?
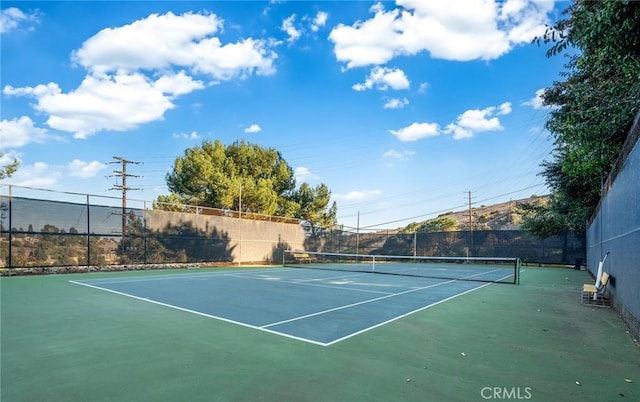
[1,1,563,230]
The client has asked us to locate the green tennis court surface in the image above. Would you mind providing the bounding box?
[70,268,496,345]
[1,267,638,401]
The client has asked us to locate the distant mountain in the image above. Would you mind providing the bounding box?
[397,195,548,234]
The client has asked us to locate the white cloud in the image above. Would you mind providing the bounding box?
[294,166,319,183]
[72,11,277,79]
[9,72,202,139]
[523,88,547,109]
[4,12,279,139]
[311,11,328,32]
[3,162,60,188]
[282,14,302,43]
[0,116,50,148]
[244,124,262,133]
[497,102,512,115]
[68,159,107,178]
[334,189,382,201]
[383,149,416,159]
[0,7,40,34]
[389,122,440,142]
[500,0,553,43]
[353,66,410,91]
[154,71,206,96]
[329,0,553,68]
[329,7,400,69]
[418,82,429,93]
[388,101,511,141]
[383,97,409,109]
[445,104,509,139]
[173,131,201,140]
[3,82,61,98]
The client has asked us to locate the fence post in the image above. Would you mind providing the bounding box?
[8,185,12,269]
[86,194,90,266]
[143,201,148,265]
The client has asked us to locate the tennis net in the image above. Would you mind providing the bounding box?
[283,251,520,284]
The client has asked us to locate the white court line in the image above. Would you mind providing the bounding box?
[260,268,513,342]
[234,270,368,283]
[76,267,301,285]
[293,272,372,283]
[261,278,458,329]
[69,267,514,347]
[324,282,493,346]
[68,279,328,346]
[223,272,397,295]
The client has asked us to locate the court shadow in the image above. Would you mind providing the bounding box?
[119,214,234,264]
[268,237,291,264]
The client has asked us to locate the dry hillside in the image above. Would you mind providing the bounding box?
[397,195,548,233]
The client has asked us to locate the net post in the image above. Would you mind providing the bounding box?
[372,255,375,272]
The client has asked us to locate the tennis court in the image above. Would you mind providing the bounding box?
[71,265,500,346]
[2,265,638,401]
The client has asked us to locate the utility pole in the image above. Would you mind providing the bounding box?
[108,156,141,236]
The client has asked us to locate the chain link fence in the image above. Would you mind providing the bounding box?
[303,227,585,265]
[587,110,640,341]
[1,185,586,270]
[0,186,304,269]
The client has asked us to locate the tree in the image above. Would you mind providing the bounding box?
[517,198,566,239]
[0,152,19,180]
[41,224,60,233]
[117,212,149,264]
[421,217,458,233]
[400,217,457,234]
[155,192,198,212]
[160,140,337,228]
[526,0,640,237]
[294,183,337,234]
[163,140,295,214]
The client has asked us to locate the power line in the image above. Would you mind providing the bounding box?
[356,183,546,230]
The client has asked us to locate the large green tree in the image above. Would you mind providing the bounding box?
[158,140,337,229]
[293,182,337,234]
[161,140,295,214]
[524,0,640,237]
